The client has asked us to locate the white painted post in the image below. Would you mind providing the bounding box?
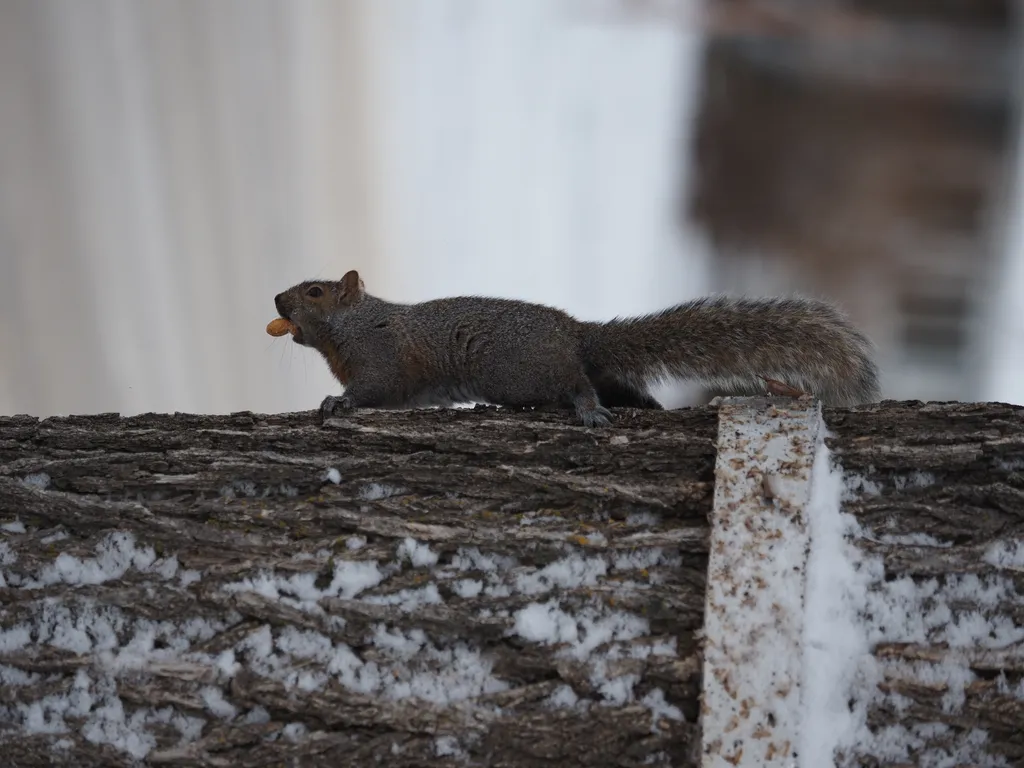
[700,396,824,768]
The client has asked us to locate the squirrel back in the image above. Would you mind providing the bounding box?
[272,271,880,426]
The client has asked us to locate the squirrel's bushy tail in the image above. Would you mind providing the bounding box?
[580,296,880,406]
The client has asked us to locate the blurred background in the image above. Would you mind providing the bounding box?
[1,0,1022,417]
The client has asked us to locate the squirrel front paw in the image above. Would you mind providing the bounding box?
[319,394,354,423]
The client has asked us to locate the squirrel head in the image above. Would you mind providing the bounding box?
[274,270,365,347]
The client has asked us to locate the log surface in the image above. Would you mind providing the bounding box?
[1,401,1023,766]
[0,406,718,767]
[826,401,1024,767]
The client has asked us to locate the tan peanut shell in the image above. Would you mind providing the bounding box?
[266,318,296,337]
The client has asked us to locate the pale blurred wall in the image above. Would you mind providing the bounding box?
[0,0,708,417]
[366,1,709,313]
[0,0,382,417]
[982,5,1024,406]
[364,0,710,407]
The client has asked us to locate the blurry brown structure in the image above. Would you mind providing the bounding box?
[686,0,1020,401]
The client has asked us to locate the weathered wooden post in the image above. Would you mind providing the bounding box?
[700,398,821,767]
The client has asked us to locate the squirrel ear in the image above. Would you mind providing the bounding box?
[339,270,365,301]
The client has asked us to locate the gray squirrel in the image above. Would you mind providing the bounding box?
[269,270,879,426]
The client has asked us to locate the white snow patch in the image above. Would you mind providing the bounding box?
[842,472,882,499]
[513,602,578,645]
[13,532,167,589]
[323,467,342,484]
[545,684,579,709]
[200,687,237,719]
[236,623,509,704]
[2,520,26,534]
[593,669,637,706]
[22,472,51,490]
[483,583,511,598]
[364,583,442,612]
[359,483,405,500]
[215,649,241,678]
[434,735,464,757]
[223,558,385,610]
[242,706,270,724]
[450,548,517,574]
[453,579,483,598]
[0,541,16,566]
[800,437,871,767]
[620,638,677,660]
[397,537,439,568]
[0,624,32,653]
[984,539,1024,569]
[512,601,648,661]
[154,555,180,580]
[625,511,661,526]
[331,560,387,598]
[878,533,952,548]
[12,669,207,759]
[642,688,683,732]
[0,664,40,687]
[514,554,607,595]
[611,548,680,573]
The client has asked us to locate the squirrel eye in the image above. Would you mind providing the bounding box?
[306,286,324,298]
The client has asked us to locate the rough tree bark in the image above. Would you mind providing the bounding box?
[827,402,1024,767]
[0,401,1022,767]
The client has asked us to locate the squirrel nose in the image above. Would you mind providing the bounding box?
[274,293,286,316]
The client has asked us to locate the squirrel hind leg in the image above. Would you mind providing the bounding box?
[566,376,613,428]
